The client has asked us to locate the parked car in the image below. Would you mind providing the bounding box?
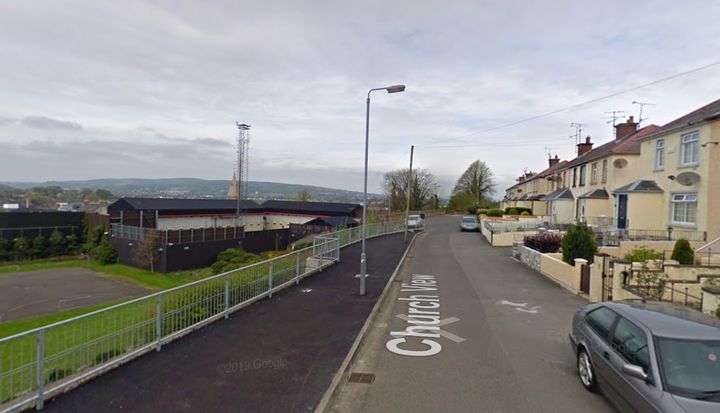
[459,215,479,232]
[407,214,424,231]
[570,300,720,412]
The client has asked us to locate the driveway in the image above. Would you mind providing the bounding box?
[328,215,615,412]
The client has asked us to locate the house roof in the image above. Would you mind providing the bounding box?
[562,124,661,170]
[304,216,359,227]
[640,98,720,141]
[108,197,263,213]
[261,200,362,216]
[578,188,609,199]
[614,180,664,194]
[541,188,574,201]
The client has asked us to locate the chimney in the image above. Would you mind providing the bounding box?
[577,136,593,156]
[615,115,638,139]
[548,154,560,168]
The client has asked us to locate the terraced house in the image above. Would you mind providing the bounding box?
[502,155,567,216]
[621,98,720,241]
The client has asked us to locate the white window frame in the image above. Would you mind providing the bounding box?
[654,139,664,170]
[679,131,699,167]
[590,162,598,184]
[670,192,698,227]
[601,159,607,183]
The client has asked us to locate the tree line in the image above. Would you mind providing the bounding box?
[382,159,497,213]
[0,225,117,264]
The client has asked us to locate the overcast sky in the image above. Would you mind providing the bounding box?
[1,0,719,196]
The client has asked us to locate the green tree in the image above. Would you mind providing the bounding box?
[90,239,118,264]
[452,160,496,205]
[383,168,439,212]
[0,237,10,261]
[65,234,80,255]
[446,192,475,212]
[48,229,67,256]
[561,222,597,265]
[13,237,29,261]
[671,239,694,265]
[95,189,113,200]
[32,234,48,259]
[293,189,312,202]
[133,231,160,272]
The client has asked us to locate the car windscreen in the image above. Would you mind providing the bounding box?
[461,217,477,223]
[656,337,720,399]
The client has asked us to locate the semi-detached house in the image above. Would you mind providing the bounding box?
[621,98,720,241]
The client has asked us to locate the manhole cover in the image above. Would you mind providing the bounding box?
[347,372,375,384]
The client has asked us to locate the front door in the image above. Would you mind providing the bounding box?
[617,195,628,229]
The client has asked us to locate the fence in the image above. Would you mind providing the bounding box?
[110,224,245,245]
[596,228,707,246]
[0,226,79,242]
[0,221,404,412]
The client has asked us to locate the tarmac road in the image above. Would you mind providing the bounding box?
[329,215,616,413]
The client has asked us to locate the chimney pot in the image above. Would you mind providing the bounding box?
[615,116,639,139]
[577,136,594,156]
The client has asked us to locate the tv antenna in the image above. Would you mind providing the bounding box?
[570,123,586,153]
[632,101,655,125]
[604,110,625,126]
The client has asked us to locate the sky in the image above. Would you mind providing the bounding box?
[1,0,719,197]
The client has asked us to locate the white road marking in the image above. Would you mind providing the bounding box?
[393,315,466,343]
[499,300,528,307]
[499,300,542,314]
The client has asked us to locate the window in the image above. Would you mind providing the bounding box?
[671,193,697,225]
[655,139,665,170]
[611,318,650,371]
[579,165,586,187]
[679,131,699,166]
[590,162,598,184]
[585,306,618,340]
[601,159,607,183]
[572,168,577,187]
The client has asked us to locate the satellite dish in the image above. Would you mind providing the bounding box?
[676,172,700,186]
[613,158,628,169]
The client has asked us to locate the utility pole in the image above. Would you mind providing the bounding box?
[404,145,414,242]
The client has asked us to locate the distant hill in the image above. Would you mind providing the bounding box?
[1,178,383,203]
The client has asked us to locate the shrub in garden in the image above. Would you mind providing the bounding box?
[507,208,519,215]
[477,209,489,216]
[671,239,694,265]
[212,247,260,274]
[486,208,504,217]
[520,211,530,216]
[523,233,562,253]
[90,239,118,264]
[561,222,597,265]
[624,247,663,263]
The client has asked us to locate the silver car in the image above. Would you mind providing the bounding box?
[570,300,720,412]
[460,215,479,232]
[407,214,424,231]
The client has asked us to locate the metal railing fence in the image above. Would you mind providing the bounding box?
[0,221,403,412]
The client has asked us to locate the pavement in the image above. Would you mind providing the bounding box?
[0,268,148,322]
[327,215,616,413]
[40,233,409,413]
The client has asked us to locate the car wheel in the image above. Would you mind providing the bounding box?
[577,348,598,392]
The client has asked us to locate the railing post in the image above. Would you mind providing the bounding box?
[684,287,689,306]
[336,238,340,262]
[295,253,300,284]
[224,273,230,319]
[36,329,44,410]
[268,262,274,298]
[155,295,162,352]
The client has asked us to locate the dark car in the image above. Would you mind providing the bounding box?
[570,300,720,412]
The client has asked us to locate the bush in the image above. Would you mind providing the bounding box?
[13,237,29,261]
[90,240,118,264]
[486,208,504,217]
[477,209,489,216]
[48,229,66,256]
[562,222,597,265]
[32,234,48,259]
[524,233,562,253]
[211,247,260,274]
[507,208,519,215]
[505,207,532,215]
[671,239,694,265]
[0,237,9,261]
[520,211,530,216]
[65,234,80,254]
[624,247,663,263]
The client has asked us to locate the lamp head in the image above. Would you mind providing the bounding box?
[386,85,406,93]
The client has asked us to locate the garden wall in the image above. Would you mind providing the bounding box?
[513,242,583,294]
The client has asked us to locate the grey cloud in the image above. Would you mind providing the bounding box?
[21,116,82,131]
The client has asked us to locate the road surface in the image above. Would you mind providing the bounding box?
[329,215,616,413]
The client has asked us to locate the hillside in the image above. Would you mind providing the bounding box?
[1,178,383,203]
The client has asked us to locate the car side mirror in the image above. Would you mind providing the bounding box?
[622,364,648,382]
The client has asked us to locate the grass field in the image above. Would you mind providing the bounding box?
[0,260,213,290]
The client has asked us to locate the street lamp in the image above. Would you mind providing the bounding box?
[359,84,406,296]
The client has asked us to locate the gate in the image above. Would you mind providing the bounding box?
[312,235,340,264]
[600,254,613,301]
[580,264,591,294]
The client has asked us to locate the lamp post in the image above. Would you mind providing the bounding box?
[360,84,406,296]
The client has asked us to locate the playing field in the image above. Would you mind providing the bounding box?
[0,268,148,323]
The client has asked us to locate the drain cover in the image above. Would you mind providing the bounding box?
[347,372,375,384]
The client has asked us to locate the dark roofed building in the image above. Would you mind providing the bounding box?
[261,200,362,217]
